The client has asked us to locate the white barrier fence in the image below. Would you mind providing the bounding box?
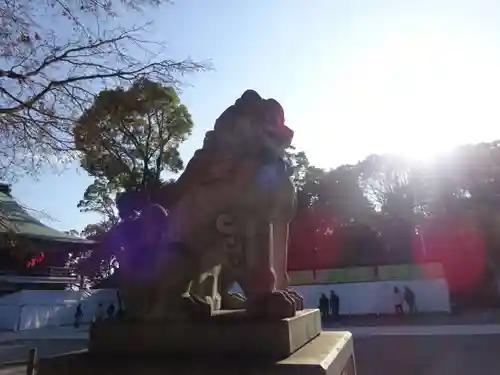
[231,278,451,315]
[293,278,451,315]
[0,289,119,331]
[0,279,451,331]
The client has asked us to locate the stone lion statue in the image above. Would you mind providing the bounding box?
[116,90,304,321]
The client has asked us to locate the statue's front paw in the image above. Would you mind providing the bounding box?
[141,293,213,322]
[285,289,304,310]
[213,292,222,311]
[203,292,222,311]
[246,291,296,319]
[182,293,213,319]
[222,292,246,310]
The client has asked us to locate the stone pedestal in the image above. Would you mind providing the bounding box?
[90,308,321,360]
[37,309,357,375]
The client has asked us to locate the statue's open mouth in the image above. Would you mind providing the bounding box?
[263,123,294,148]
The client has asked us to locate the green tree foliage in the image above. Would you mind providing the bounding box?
[0,0,209,181]
[285,147,325,210]
[318,165,374,224]
[75,78,193,220]
[77,178,119,225]
[80,221,114,239]
[73,79,193,285]
[285,147,314,188]
[289,140,500,279]
[65,229,81,237]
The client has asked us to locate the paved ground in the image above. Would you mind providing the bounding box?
[0,335,499,375]
[0,366,24,375]
[1,317,500,374]
[0,339,87,375]
[0,325,89,344]
[0,339,87,364]
[355,335,500,375]
[330,323,500,336]
[323,310,500,328]
[1,335,498,375]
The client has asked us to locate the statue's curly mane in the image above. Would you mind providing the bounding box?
[140,90,292,211]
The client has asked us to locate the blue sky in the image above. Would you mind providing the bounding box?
[11,0,500,232]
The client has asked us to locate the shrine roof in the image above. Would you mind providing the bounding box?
[0,186,94,245]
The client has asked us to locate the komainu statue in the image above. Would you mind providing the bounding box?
[115,90,304,321]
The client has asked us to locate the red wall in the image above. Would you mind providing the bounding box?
[289,212,487,294]
[288,211,341,271]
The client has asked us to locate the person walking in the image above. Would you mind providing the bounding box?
[404,286,417,314]
[319,293,329,320]
[329,290,340,320]
[94,302,105,323]
[393,286,404,315]
[74,303,83,329]
[107,303,116,319]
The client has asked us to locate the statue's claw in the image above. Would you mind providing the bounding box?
[284,289,304,311]
[182,293,213,319]
[221,292,246,310]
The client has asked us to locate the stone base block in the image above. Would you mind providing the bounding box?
[38,332,356,375]
[89,308,321,360]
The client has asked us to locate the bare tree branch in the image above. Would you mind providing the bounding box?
[0,0,211,181]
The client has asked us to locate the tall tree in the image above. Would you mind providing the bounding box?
[73,79,191,286]
[0,0,209,181]
[75,78,193,221]
[316,165,374,225]
[77,178,119,225]
[358,154,424,262]
[286,147,313,187]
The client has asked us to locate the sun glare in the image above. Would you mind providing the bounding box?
[306,15,500,168]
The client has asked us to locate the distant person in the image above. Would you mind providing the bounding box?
[94,302,105,322]
[393,286,404,315]
[404,286,417,314]
[117,307,125,318]
[74,303,83,329]
[107,303,116,319]
[496,274,500,304]
[329,290,340,320]
[319,293,329,319]
[116,289,125,318]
